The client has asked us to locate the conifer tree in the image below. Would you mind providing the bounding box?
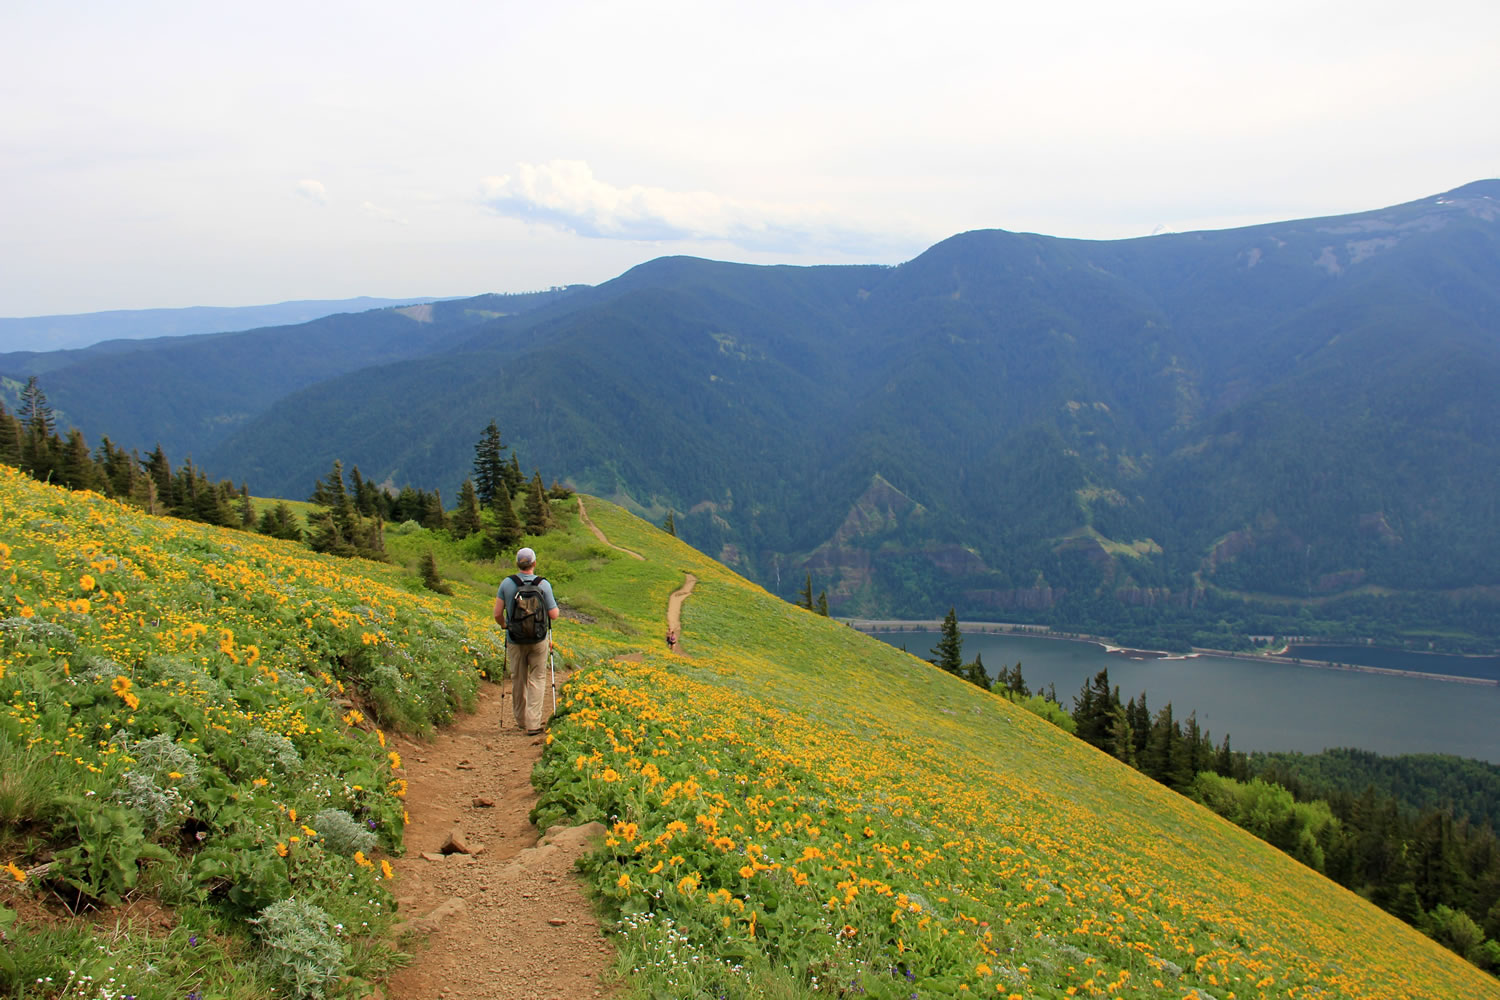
[143,445,174,510]
[59,428,99,491]
[506,452,523,494]
[423,489,448,531]
[489,479,524,551]
[523,471,551,533]
[309,460,361,555]
[997,662,1030,698]
[1108,703,1137,766]
[204,476,234,526]
[133,472,161,515]
[391,486,421,523]
[797,572,814,610]
[0,402,22,466]
[357,516,388,560]
[473,421,505,506]
[96,437,137,498]
[1142,703,1180,787]
[172,458,201,520]
[18,376,55,438]
[663,511,676,536]
[257,501,304,541]
[349,466,378,517]
[1072,669,1120,750]
[357,475,383,519]
[452,479,483,539]
[18,377,58,481]
[816,590,829,616]
[238,485,255,527]
[930,608,964,676]
[962,651,990,690]
[419,551,453,595]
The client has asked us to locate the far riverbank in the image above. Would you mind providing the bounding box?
[859,627,1500,761]
[844,619,1500,688]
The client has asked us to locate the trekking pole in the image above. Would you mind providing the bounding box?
[549,646,557,719]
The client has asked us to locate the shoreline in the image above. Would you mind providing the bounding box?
[845,619,1500,688]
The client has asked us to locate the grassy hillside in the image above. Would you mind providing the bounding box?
[1,468,1495,998]
[0,466,504,998]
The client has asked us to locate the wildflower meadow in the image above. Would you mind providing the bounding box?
[2,464,1495,999]
[0,466,499,998]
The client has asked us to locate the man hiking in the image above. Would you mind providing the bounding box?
[493,546,560,735]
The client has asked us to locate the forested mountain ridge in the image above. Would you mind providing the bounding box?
[6,183,1499,642]
[0,288,585,461]
[0,295,447,353]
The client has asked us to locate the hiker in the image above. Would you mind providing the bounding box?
[666,628,677,651]
[493,546,560,735]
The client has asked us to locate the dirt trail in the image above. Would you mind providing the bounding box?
[576,497,644,561]
[383,679,617,1000]
[383,506,678,998]
[667,574,696,637]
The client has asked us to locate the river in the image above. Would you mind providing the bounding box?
[868,630,1500,763]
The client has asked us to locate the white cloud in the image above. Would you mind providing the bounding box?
[361,201,408,226]
[480,160,905,255]
[296,179,327,204]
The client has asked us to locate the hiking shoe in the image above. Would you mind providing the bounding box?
[525,728,544,736]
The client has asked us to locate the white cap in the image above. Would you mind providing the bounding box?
[516,547,536,567]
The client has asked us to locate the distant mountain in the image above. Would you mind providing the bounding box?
[7,183,1498,642]
[0,296,465,354]
[0,289,587,461]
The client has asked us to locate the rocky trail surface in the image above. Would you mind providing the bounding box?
[382,678,617,1000]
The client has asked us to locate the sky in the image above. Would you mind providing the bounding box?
[2,0,1497,321]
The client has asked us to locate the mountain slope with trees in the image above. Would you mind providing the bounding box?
[6,183,1500,642]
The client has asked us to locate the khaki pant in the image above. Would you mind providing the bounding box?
[507,635,551,732]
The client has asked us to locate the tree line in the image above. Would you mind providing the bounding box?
[923,609,1500,975]
[3,377,258,529]
[2,380,567,585]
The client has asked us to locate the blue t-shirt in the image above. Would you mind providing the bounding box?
[498,572,558,625]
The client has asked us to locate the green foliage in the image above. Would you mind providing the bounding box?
[252,897,348,999]
[452,478,483,539]
[0,732,72,843]
[929,608,963,676]
[523,471,552,534]
[1192,773,1339,871]
[1250,748,1500,831]
[1001,690,1076,732]
[419,550,453,596]
[1,466,502,995]
[52,801,172,904]
[473,420,506,507]
[309,808,378,857]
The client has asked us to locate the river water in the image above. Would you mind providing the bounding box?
[869,631,1500,764]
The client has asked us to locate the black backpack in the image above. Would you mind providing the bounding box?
[507,574,550,645]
